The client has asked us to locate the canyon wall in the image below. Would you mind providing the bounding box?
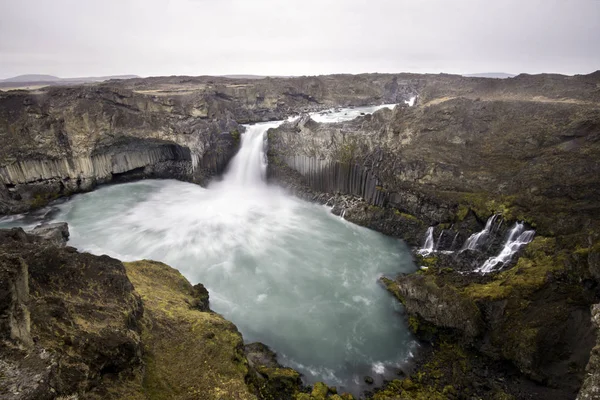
[267,71,600,399]
[0,74,424,214]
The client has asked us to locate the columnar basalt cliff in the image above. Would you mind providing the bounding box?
[266,71,600,399]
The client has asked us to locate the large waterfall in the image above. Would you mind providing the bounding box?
[221,121,281,187]
[0,104,415,396]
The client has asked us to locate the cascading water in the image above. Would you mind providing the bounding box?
[221,121,281,186]
[462,214,500,251]
[476,222,535,273]
[417,227,435,255]
[0,104,416,396]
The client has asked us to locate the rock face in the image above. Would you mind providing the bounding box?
[268,84,600,238]
[29,222,69,245]
[578,304,600,400]
[266,71,600,399]
[3,71,597,216]
[0,227,144,399]
[0,86,241,214]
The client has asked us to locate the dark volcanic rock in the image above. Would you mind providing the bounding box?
[0,228,144,399]
[29,222,69,246]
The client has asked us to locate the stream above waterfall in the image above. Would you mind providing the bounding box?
[0,104,418,396]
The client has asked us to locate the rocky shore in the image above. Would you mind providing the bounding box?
[1,71,600,399]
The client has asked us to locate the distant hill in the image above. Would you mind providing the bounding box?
[61,75,140,83]
[221,74,267,80]
[0,74,140,90]
[2,74,61,83]
[0,74,139,84]
[463,72,516,79]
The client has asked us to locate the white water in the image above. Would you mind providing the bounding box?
[462,214,500,251]
[417,227,435,255]
[476,222,535,273]
[309,103,397,123]
[0,104,418,396]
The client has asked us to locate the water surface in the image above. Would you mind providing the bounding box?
[0,104,417,395]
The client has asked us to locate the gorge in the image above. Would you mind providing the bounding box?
[1,72,600,400]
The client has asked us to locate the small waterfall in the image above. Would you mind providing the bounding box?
[476,222,535,273]
[450,232,460,250]
[340,209,346,220]
[418,227,435,255]
[462,214,500,251]
[404,96,417,107]
[191,151,200,172]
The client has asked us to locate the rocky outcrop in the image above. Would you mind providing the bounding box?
[0,73,423,215]
[265,71,600,399]
[268,93,600,239]
[0,86,242,214]
[578,304,600,400]
[29,222,69,245]
[382,274,483,339]
[0,227,144,399]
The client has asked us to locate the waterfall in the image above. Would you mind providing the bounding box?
[222,121,282,187]
[418,227,435,255]
[462,214,500,251]
[450,232,460,250]
[476,222,535,273]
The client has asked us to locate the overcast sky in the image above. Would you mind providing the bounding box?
[1,0,599,79]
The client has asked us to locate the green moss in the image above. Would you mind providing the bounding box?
[400,212,419,221]
[311,382,329,399]
[30,192,59,209]
[338,141,358,164]
[124,260,256,400]
[408,315,420,332]
[380,277,403,303]
[462,236,563,301]
[455,192,519,222]
[456,204,469,221]
[416,255,439,269]
[231,129,241,143]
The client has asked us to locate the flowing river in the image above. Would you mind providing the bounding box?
[0,104,418,395]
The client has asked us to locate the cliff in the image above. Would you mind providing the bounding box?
[266,71,600,399]
[4,71,595,215]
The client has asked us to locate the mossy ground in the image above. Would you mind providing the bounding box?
[372,342,514,400]
[378,227,597,398]
[124,260,256,400]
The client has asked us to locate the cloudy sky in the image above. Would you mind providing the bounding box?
[1,0,599,79]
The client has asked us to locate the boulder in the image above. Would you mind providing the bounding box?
[29,222,69,246]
